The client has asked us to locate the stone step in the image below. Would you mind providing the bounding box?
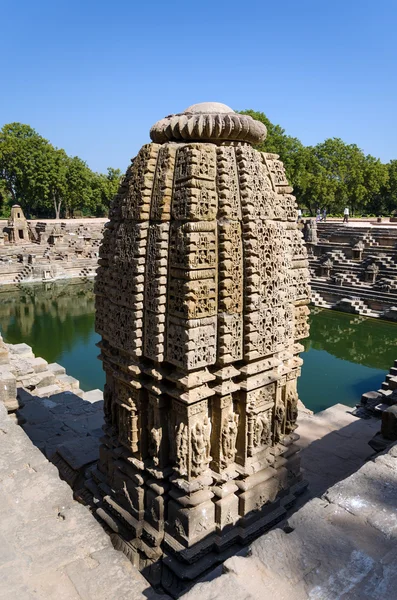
[387,376,397,391]
[34,370,57,388]
[57,373,80,389]
[6,342,34,359]
[47,362,66,376]
[83,388,103,403]
[34,383,62,397]
[30,356,48,373]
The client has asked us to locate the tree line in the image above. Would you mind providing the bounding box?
[1,115,396,219]
[241,110,396,217]
[0,123,121,219]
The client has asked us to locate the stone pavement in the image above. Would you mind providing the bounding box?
[17,387,104,488]
[0,399,169,600]
[182,406,397,600]
[3,371,389,600]
[296,403,380,505]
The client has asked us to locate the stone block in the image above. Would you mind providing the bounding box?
[34,370,57,388]
[18,399,52,424]
[34,384,62,398]
[57,435,100,470]
[47,362,66,376]
[12,504,110,574]
[83,388,103,403]
[30,357,48,373]
[73,388,85,398]
[57,374,80,390]
[0,336,9,366]
[381,405,397,440]
[66,412,104,435]
[8,357,35,378]
[64,547,157,600]
[0,369,17,411]
[6,343,34,359]
[180,571,258,600]
[324,458,397,539]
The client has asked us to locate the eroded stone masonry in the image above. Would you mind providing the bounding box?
[0,206,106,284]
[93,102,310,592]
[308,221,397,318]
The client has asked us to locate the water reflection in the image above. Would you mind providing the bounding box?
[304,309,397,371]
[0,281,104,391]
[299,309,397,412]
[0,282,395,411]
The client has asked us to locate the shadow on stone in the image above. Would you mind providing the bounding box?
[16,386,104,490]
[15,392,383,597]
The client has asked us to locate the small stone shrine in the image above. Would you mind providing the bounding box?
[5,204,30,243]
[94,102,310,591]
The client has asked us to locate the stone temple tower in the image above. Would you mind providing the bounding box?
[93,102,310,591]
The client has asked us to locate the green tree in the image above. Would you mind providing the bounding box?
[292,145,338,215]
[238,110,304,184]
[0,179,11,218]
[0,122,122,219]
[47,149,68,219]
[308,139,388,215]
[90,167,122,216]
[64,156,93,218]
[237,113,389,217]
[0,123,55,216]
[370,160,397,216]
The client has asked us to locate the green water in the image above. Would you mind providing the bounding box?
[0,280,105,392]
[0,281,396,413]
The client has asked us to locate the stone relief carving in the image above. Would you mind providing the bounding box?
[285,389,299,434]
[191,416,212,476]
[220,412,239,468]
[274,399,286,443]
[94,102,310,584]
[175,421,188,476]
[254,412,272,448]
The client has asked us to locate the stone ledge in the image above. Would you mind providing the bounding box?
[180,441,397,599]
[0,397,169,600]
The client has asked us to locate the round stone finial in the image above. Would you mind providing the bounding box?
[150,102,267,145]
[183,102,234,114]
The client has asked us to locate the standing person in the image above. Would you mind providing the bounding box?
[297,207,302,222]
[343,207,349,223]
[323,208,327,222]
[316,208,321,222]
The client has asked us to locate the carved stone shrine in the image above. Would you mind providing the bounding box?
[93,102,310,592]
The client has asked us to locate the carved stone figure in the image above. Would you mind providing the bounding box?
[254,412,271,447]
[175,421,188,475]
[274,399,286,443]
[191,416,211,476]
[93,102,310,591]
[221,413,239,467]
[285,389,299,434]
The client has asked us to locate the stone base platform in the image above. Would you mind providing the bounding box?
[7,374,384,598]
[182,406,392,600]
[0,331,383,597]
[0,400,169,600]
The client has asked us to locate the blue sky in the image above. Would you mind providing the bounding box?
[1,0,396,173]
